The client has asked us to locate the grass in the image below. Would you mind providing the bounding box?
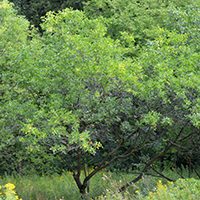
[0,166,199,200]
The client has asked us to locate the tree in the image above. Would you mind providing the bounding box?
[83,0,199,56]
[9,0,89,32]
[1,0,200,195]
[3,7,144,193]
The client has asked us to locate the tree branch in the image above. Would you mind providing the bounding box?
[118,120,189,192]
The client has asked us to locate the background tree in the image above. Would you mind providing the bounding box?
[9,0,88,32]
[154,2,200,173]
[2,6,143,193]
[83,0,199,56]
[0,0,32,175]
[1,0,200,195]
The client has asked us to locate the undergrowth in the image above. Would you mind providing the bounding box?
[0,166,199,200]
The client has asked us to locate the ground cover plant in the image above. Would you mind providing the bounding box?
[0,0,200,198]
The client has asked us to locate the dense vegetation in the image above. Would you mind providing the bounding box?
[0,0,200,198]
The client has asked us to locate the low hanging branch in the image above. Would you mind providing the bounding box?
[118,120,190,192]
[132,153,174,182]
[118,143,172,193]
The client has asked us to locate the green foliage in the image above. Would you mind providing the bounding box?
[0,0,31,175]
[11,7,138,155]
[134,26,200,170]
[165,3,200,51]
[0,0,29,70]
[1,4,142,183]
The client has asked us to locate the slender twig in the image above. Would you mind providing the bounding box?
[118,120,189,192]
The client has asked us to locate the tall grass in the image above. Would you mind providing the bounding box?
[1,169,109,200]
[0,166,199,200]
